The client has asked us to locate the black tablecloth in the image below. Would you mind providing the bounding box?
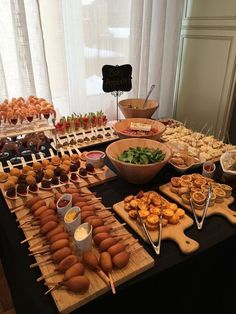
[0,144,236,314]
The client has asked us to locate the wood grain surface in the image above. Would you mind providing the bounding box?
[159,182,236,224]
[11,187,154,314]
[113,192,199,255]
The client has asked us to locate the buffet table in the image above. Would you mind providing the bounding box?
[0,143,236,314]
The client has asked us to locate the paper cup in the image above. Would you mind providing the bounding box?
[56,193,72,218]
[74,222,93,254]
[202,161,216,179]
[64,206,81,235]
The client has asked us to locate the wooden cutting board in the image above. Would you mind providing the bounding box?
[14,187,154,314]
[113,193,199,255]
[159,182,236,224]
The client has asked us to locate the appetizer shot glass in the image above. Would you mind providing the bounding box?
[202,161,216,179]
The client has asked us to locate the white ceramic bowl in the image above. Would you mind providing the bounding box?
[86,150,105,168]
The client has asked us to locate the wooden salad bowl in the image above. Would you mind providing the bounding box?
[118,98,158,119]
[113,118,166,141]
[106,138,172,184]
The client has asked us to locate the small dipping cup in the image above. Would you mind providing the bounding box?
[74,222,93,254]
[64,206,81,235]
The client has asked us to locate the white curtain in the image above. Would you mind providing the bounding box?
[0,0,51,100]
[129,0,184,118]
[0,0,184,120]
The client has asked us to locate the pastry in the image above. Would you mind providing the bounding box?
[128,209,138,219]
[70,154,80,163]
[6,187,16,198]
[26,175,36,185]
[54,167,63,177]
[41,180,51,189]
[44,169,54,180]
[51,156,61,166]
[176,208,185,219]
[169,213,180,224]
[33,161,42,171]
[0,171,9,182]
[70,164,78,172]
[60,174,69,183]
[27,170,36,177]
[46,165,55,171]
[22,165,33,175]
[28,184,38,192]
[4,180,15,191]
[62,160,71,166]
[79,168,87,176]
[41,159,50,168]
[17,183,27,194]
[86,163,94,173]
[60,164,70,174]
[70,173,78,181]
[51,177,59,185]
[10,168,21,177]
[61,154,70,161]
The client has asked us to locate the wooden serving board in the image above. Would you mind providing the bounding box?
[113,194,199,255]
[0,163,117,211]
[14,187,154,314]
[159,182,236,224]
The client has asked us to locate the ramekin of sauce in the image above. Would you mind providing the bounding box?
[64,206,81,235]
[74,222,93,254]
[56,193,72,217]
[86,150,105,168]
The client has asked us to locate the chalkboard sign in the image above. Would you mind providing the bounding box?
[102,64,132,92]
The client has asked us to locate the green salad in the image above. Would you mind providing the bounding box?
[117,146,165,164]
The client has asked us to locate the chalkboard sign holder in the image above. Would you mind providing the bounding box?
[111,90,123,120]
[102,64,132,120]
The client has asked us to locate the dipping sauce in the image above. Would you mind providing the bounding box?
[58,199,70,208]
[74,226,89,241]
[65,210,79,223]
[87,151,104,159]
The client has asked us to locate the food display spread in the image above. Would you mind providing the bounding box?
[1,95,235,314]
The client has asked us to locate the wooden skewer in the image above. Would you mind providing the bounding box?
[28,247,50,256]
[96,267,110,285]
[16,212,31,222]
[30,244,50,253]
[21,233,40,244]
[28,238,47,249]
[10,205,25,213]
[21,226,39,232]
[30,257,51,268]
[44,285,57,295]
[104,218,116,225]
[37,270,58,282]
[18,219,32,227]
[111,223,126,231]
[108,273,116,294]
